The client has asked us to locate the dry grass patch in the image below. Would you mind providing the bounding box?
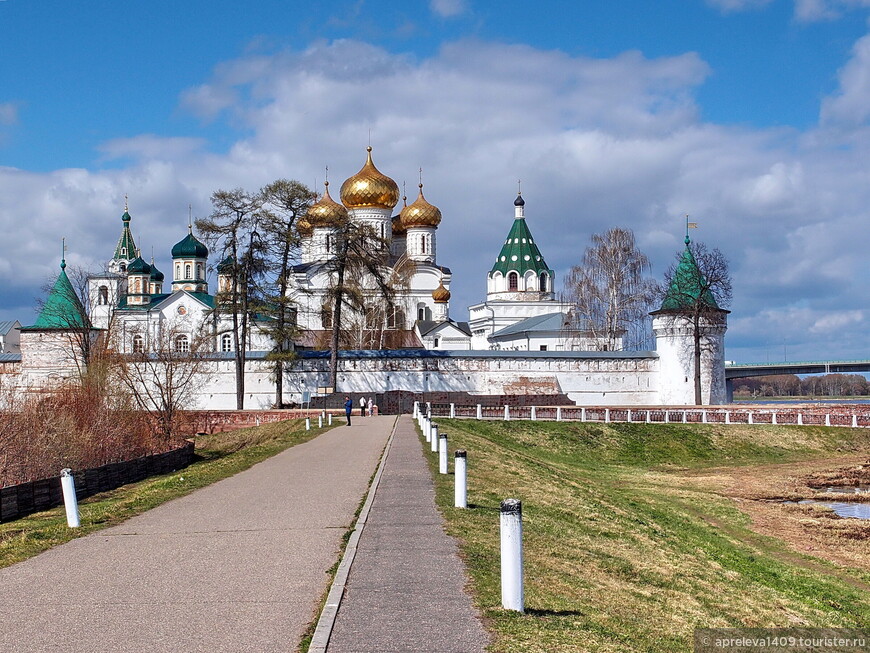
[423,419,870,652]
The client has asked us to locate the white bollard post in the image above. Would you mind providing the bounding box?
[318,415,323,428]
[682,410,687,424]
[454,450,467,508]
[328,414,333,426]
[853,415,858,428]
[645,410,650,424]
[306,417,311,430]
[427,402,432,418]
[531,406,536,421]
[425,417,432,442]
[605,408,610,423]
[504,405,509,421]
[725,411,730,425]
[627,409,632,423]
[557,406,562,422]
[450,403,455,419]
[825,414,831,427]
[60,468,80,528]
[702,410,707,424]
[500,498,524,612]
[748,412,753,425]
[413,401,419,419]
[772,412,778,425]
[439,433,449,474]
[797,412,803,426]
[431,423,439,453]
[476,404,482,420]
[581,407,586,422]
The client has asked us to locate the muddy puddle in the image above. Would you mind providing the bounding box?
[787,499,870,519]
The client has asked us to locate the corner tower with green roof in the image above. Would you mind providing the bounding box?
[651,235,729,406]
[487,192,555,300]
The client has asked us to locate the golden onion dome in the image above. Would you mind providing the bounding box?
[297,214,313,237]
[340,147,400,210]
[305,181,348,229]
[400,183,442,229]
[432,279,451,303]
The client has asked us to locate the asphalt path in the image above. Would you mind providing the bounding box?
[0,415,395,653]
[325,416,490,653]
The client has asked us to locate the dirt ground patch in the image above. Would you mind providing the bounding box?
[676,455,870,573]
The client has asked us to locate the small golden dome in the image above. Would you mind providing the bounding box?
[432,279,451,303]
[400,184,442,229]
[306,181,348,229]
[340,147,400,210]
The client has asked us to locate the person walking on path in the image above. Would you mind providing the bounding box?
[359,396,367,417]
[344,396,353,426]
[367,396,373,416]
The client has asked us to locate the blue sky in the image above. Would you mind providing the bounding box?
[1,0,869,363]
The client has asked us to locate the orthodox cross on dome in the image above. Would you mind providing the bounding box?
[124,193,128,212]
[61,238,67,270]
[188,204,193,234]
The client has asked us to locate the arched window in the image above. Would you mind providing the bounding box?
[175,264,181,279]
[120,263,127,273]
[174,334,190,353]
[185,264,192,280]
[420,235,427,254]
[539,272,548,292]
[132,334,144,353]
[325,234,331,254]
[196,264,203,280]
[321,307,333,329]
[98,286,109,305]
[380,223,385,240]
[133,279,141,293]
[221,334,232,352]
[508,272,518,291]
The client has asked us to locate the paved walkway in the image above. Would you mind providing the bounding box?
[0,416,395,653]
[325,416,490,653]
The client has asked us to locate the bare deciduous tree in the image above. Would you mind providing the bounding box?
[112,320,212,440]
[562,228,658,351]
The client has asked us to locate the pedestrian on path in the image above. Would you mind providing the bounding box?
[360,396,367,417]
[367,396,373,416]
[344,396,353,426]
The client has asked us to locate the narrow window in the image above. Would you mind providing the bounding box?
[508,272,518,291]
[196,264,203,280]
[174,335,190,353]
[185,264,191,279]
[132,334,144,353]
[98,286,109,305]
[434,337,440,348]
[326,234,331,253]
[421,235,427,254]
[176,264,181,279]
[539,272,547,292]
[221,334,232,352]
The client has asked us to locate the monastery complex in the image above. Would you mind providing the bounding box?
[0,148,729,408]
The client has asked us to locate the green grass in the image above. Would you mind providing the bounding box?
[423,419,870,653]
[0,419,327,569]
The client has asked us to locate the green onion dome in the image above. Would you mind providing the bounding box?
[171,231,209,259]
[127,256,152,275]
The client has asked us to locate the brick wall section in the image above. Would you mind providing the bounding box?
[0,441,194,523]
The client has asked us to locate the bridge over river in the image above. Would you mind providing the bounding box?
[724,360,870,401]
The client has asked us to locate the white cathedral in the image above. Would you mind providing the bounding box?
[5,147,730,407]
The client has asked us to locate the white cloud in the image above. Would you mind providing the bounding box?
[1,37,869,360]
[430,0,467,18]
[706,0,774,13]
[0,102,18,126]
[821,32,870,125]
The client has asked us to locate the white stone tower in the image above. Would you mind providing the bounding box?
[651,235,728,405]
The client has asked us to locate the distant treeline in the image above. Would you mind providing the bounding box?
[733,373,869,398]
